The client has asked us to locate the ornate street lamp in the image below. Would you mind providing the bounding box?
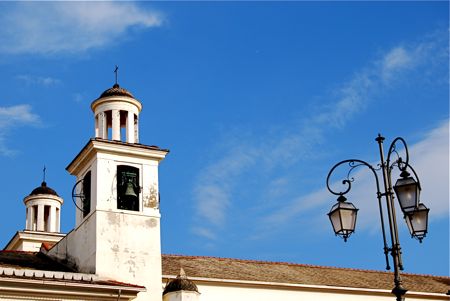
[328,195,358,242]
[404,203,429,243]
[394,170,421,214]
[326,134,430,301]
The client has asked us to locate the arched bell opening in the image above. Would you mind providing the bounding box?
[117,165,140,212]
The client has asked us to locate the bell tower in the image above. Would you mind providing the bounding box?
[5,179,65,252]
[24,181,63,233]
[48,80,168,301]
[69,83,165,227]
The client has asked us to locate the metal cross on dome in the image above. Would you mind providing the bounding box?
[114,65,119,85]
[43,165,46,183]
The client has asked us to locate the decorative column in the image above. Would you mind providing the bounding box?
[98,112,107,139]
[126,111,135,143]
[37,205,45,231]
[49,206,57,232]
[112,109,121,141]
[26,207,32,230]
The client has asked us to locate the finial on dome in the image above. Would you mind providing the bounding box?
[43,165,46,183]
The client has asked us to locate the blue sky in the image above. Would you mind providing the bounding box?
[0,2,448,277]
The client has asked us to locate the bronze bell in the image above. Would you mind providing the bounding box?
[124,182,137,197]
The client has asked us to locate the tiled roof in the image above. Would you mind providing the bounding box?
[0,251,144,289]
[162,254,450,294]
[98,83,134,99]
[1,251,447,294]
[0,251,73,272]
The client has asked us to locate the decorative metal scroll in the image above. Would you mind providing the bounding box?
[326,159,381,197]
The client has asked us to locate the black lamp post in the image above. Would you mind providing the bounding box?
[326,134,430,301]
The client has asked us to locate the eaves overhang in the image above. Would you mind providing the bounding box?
[67,138,169,175]
[91,95,142,113]
[0,268,145,300]
[4,231,66,251]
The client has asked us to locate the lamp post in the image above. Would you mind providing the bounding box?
[326,134,430,301]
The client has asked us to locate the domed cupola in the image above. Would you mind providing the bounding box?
[163,268,200,301]
[23,181,63,233]
[29,181,59,196]
[99,83,135,98]
[91,81,142,144]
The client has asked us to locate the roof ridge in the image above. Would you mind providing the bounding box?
[162,254,450,278]
[97,279,146,289]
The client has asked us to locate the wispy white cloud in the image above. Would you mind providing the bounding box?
[72,93,85,103]
[194,147,258,227]
[0,2,164,54]
[192,30,448,241]
[191,227,217,240]
[0,105,40,127]
[406,121,449,218]
[16,75,61,86]
[0,105,41,156]
[263,120,449,235]
[382,47,414,77]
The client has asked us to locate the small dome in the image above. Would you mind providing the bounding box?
[163,268,199,295]
[29,181,59,197]
[98,83,135,99]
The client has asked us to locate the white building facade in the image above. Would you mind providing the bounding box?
[0,82,448,301]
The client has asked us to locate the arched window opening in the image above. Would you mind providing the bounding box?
[83,171,91,218]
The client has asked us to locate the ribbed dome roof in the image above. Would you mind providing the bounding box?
[99,83,134,98]
[163,268,198,295]
[29,181,59,197]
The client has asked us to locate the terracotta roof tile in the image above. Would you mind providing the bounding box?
[96,280,145,289]
[41,242,56,251]
[98,83,134,99]
[1,251,447,294]
[161,254,450,294]
[0,251,73,272]
[0,251,144,290]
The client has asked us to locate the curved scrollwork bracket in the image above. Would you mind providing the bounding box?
[326,159,381,197]
[326,158,389,271]
[387,137,412,173]
[387,137,422,189]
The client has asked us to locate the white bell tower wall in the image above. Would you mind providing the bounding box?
[47,83,168,301]
[49,139,168,301]
[68,141,165,226]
